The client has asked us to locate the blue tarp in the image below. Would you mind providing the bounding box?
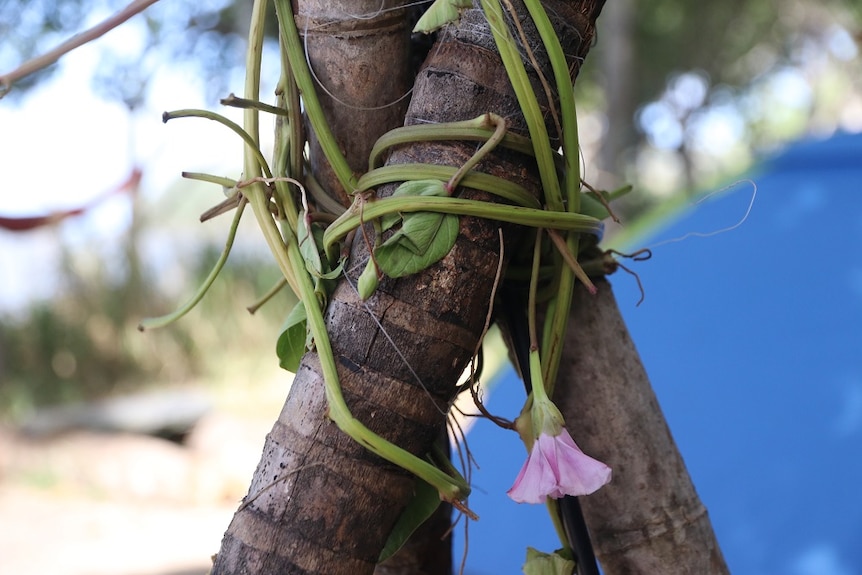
[455,131,862,574]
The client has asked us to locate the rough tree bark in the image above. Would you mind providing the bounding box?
[293,2,452,572]
[210,1,605,574]
[295,0,412,205]
[554,278,730,574]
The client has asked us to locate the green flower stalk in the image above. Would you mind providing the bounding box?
[508,349,612,504]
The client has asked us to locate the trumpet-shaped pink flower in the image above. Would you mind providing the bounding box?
[507,428,612,504]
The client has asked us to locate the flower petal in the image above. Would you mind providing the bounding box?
[507,440,556,503]
[552,429,612,496]
[507,429,611,503]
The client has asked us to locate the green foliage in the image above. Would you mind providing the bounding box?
[0,0,273,104]
[374,180,459,280]
[631,0,783,101]
[276,301,307,373]
[378,479,441,562]
[357,258,380,301]
[522,547,575,575]
[0,242,293,420]
[297,209,344,303]
[413,0,472,34]
[0,278,195,418]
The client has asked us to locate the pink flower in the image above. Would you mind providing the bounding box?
[507,428,612,504]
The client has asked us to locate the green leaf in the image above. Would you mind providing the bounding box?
[374,180,458,278]
[412,0,472,34]
[378,479,441,563]
[298,209,345,305]
[276,302,307,373]
[298,210,325,278]
[522,547,576,575]
[580,184,632,220]
[380,179,443,231]
[357,258,379,300]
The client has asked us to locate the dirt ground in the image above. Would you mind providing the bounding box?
[0,376,286,575]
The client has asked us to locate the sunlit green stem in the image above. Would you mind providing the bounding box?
[303,165,348,216]
[480,0,562,211]
[446,113,508,194]
[247,277,289,315]
[271,41,306,235]
[243,0,301,299]
[548,229,595,293]
[181,172,237,190]
[523,0,584,390]
[221,93,288,116]
[163,110,272,179]
[273,0,357,194]
[138,198,247,331]
[522,0,580,213]
[527,227,544,350]
[357,164,539,209]
[260,0,471,505]
[323,196,603,261]
[281,204,472,502]
[368,117,537,169]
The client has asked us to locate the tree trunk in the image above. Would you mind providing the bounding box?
[553,278,730,574]
[210,2,604,574]
[293,4,449,569]
[295,0,413,206]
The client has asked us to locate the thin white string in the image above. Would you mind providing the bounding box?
[300,3,419,112]
[342,271,450,416]
[647,179,758,250]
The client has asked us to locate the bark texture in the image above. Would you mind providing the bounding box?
[295,3,452,571]
[554,278,729,574]
[295,0,412,205]
[211,2,604,574]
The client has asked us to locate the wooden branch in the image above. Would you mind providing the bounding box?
[296,0,413,205]
[553,278,730,574]
[0,0,160,96]
[210,2,605,573]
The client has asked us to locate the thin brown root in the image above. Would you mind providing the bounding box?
[465,228,514,430]
[617,261,646,306]
[607,247,652,262]
[581,178,622,223]
[604,248,651,305]
[200,195,243,222]
[468,382,515,430]
[451,498,479,522]
[547,229,597,294]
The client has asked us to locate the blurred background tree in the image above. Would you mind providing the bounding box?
[0,0,859,418]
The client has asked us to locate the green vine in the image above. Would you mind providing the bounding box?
[141,0,628,536]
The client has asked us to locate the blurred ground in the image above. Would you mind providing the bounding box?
[0,363,288,575]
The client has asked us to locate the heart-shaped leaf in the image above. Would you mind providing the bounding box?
[374,180,458,278]
[298,211,324,278]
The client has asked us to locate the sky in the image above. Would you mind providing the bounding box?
[0,17,280,312]
[3,3,858,312]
